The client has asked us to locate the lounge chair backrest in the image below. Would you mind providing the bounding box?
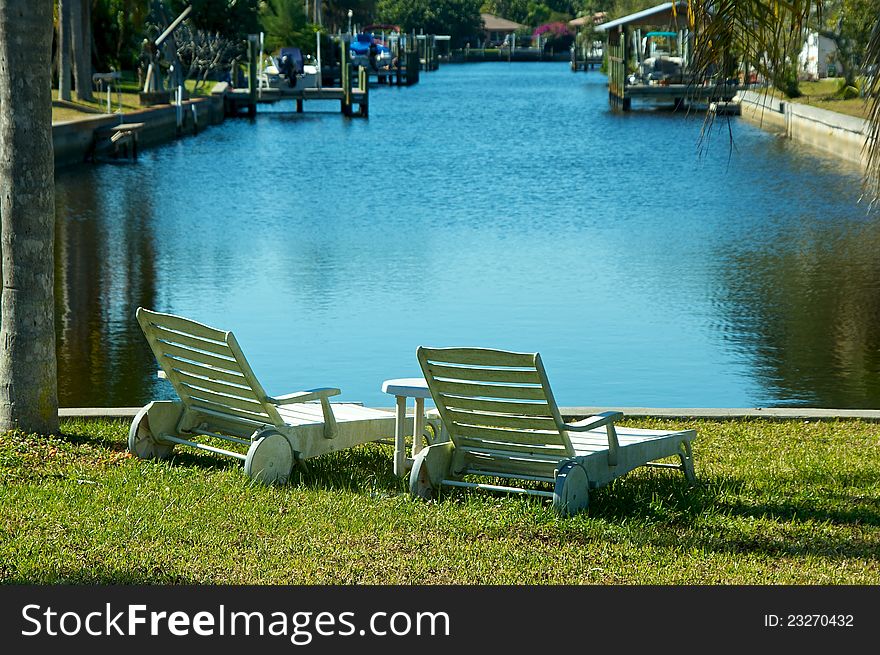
[417,347,575,462]
[137,308,282,430]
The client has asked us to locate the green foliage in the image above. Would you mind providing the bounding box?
[775,65,802,98]
[377,0,484,46]
[169,0,261,42]
[607,0,655,19]
[259,0,315,53]
[686,0,879,203]
[90,0,151,70]
[836,82,860,99]
[480,0,530,23]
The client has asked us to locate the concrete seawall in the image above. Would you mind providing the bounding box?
[53,95,226,169]
[59,406,880,421]
[736,89,871,167]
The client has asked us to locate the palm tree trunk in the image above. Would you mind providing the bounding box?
[0,0,59,434]
[59,0,72,101]
[70,0,93,102]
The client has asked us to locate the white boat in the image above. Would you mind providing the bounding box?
[260,47,320,90]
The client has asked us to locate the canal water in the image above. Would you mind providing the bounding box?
[54,62,880,409]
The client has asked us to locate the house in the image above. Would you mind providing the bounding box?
[481,13,525,47]
[798,31,840,80]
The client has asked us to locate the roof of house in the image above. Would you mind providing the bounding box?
[595,1,688,31]
[481,13,525,32]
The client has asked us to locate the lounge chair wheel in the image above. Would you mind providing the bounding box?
[409,453,435,499]
[244,431,294,485]
[552,461,590,516]
[128,405,175,460]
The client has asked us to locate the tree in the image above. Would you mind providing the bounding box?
[260,0,314,52]
[69,0,94,101]
[0,0,59,434]
[378,0,483,46]
[58,0,72,100]
[687,1,879,204]
[170,0,261,43]
[816,0,876,88]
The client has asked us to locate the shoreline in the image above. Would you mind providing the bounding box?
[52,94,226,169]
[735,88,871,167]
[59,406,880,421]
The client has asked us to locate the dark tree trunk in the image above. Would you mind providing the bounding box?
[59,0,72,100]
[70,0,93,101]
[0,0,59,434]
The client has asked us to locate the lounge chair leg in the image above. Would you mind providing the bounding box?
[244,430,294,485]
[679,440,696,484]
[294,455,310,474]
[128,401,181,460]
[552,461,590,516]
[409,441,455,500]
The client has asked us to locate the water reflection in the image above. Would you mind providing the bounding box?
[55,168,159,406]
[715,218,880,408]
[52,63,879,408]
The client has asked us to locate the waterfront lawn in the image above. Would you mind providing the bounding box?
[1,417,878,585]
[767,77,873,120]
[51,77,214,124]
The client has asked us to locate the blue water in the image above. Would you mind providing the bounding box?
[54,62,880,408]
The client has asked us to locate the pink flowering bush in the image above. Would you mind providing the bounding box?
[532,22,573,51]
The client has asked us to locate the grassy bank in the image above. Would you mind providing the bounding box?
[51,79,214,124]
[766,77,872,120]
[1,417,878,585]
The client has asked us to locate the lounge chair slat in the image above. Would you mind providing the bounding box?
[187,396,271,422]
[172,369,256,397]
[150,325,233,357]
[438,395,554,416]
[179,384,268,415]
[453,423,561,444]
[433,379,547,401]
[445,408,558,431]
[165,358,250,386]
[186,404,270,428]
[420,347,536,368]
[158,341,239,371]
[456,437,570,457]
[144,312,228,342]
[426,363,541,384]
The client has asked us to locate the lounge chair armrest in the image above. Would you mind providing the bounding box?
[563,411,622,467]
[562,411,623,431]
[267,388,342,405]
[267,388,340,440]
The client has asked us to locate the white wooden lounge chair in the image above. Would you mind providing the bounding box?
[410,347,697,515]
[128,308,399,484]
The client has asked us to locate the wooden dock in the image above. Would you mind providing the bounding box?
[216,33,435,118]
[610,82,739,110]
[226,85,369,116]
[571,56,603,72]
[598,3,740,111]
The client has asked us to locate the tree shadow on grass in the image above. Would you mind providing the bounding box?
[52,430,880,562]
[1,567,200,585]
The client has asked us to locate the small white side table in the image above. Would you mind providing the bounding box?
[381,377,433,477]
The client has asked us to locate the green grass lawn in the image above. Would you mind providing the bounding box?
[1,417,878,585]
[51,78,214,124]
[767,77,873,120]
